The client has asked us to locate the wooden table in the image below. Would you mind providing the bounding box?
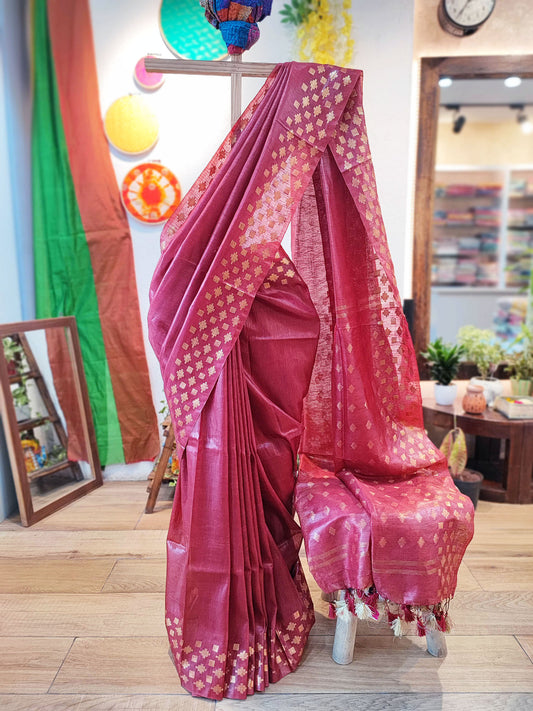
[421,382,533,504]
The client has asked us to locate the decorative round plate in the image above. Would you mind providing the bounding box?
[104,95,159,155]
[134,56,165,91]
[159,0,227,61]
[121,162,182,224]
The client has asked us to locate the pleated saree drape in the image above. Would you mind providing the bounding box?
[148,62,474,701]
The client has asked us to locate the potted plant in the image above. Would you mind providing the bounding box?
[440,425,483,509]
[505,325,533,396]
[457,325,506,406]
[12,383,31,422]
[421,337,466,405]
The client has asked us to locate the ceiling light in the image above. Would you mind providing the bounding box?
[439,77,453,88]
[504,76,522,88]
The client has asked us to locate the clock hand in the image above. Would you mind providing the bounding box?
[456,0,473,20]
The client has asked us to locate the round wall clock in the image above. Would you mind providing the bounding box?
[104,95,159,155]
[121,162,182,224]
[134,56,165,91]
[438,0,496,37]
[159,0,227,61]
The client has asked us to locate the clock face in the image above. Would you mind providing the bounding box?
[444,0,496,28]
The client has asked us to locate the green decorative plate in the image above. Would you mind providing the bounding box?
[159,0,227,61]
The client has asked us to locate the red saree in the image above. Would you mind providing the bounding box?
[148,62,474,701]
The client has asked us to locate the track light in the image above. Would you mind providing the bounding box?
[446,105,466,133]
[511,104,533,135]
[439,77,453,88]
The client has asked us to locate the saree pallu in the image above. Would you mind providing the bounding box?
[149,62,474,700]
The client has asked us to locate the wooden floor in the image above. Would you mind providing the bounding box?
[0,481,532,710]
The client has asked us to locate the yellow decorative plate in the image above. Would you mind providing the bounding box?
[104,95,159,155]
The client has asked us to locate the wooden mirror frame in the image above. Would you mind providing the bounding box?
[0,316,102,525]
[412,55,533,360]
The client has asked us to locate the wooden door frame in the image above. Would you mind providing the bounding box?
[412,55,533,359]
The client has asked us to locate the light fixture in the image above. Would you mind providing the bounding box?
[511,104,533,135]
[504,76,522,88]
[439,77,453,88]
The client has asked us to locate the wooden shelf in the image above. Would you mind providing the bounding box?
[27,459,74,481]
[17,415,58,432]
[8,370,40,384]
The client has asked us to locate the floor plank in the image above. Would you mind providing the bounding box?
[0,696,214,711]
[135,505,173,531]
[218,693,533,710]
[0,593,165,637]
[467,557,533,591]
[449,592,533,635]
[0,637,73,693]
[102,559,166,593]
[0,530,166,559]
[0,695,83,710]
[51,637,182,695]
[269,635,533,693]
[0,559,115,594]
[518,636,533,664]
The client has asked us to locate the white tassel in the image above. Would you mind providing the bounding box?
[355,601,374,621]
[390,616,405,637]
[334,599,353,623]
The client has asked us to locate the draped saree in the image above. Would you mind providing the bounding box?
[148,63,474,700]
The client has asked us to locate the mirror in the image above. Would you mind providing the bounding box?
[0,317,102,525]
[412,55,533,360]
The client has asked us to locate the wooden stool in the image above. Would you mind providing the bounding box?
[321,590,447,663]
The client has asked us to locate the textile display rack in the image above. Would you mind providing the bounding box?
[145,55,276,124]
[147,57,474,701]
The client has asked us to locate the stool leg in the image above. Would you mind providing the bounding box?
[426,629,447,658]
[321,590,339,603]
[145,426,175,514]
[332,591,357,665]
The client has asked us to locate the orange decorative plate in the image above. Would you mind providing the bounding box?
[121,162,181,224]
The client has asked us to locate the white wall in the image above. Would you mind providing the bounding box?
[350,0,415,298]
[0,0,26,519]
[0,2,417,495]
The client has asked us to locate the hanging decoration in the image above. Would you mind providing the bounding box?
[104,95,159,155]
[134,55,165,91]
[121,162,182,224]
[31,0,159,465]
[280,0,354,66]
[200,0,273,55]
[159,0,227,61]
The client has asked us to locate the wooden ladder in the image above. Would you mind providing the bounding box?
[9,332,83,486]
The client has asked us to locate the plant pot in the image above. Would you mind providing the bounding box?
[15,404,31,422]
[510,378,531,396]
[453,468,483,509]
[462,383,486,414]
[470,376,503,408]
[434,382,457,406]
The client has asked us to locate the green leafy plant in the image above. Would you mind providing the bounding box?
[280,0,314,25]
[505,324,533,380]
[2,336,21,364]
[421,337,465,386]
[457,325,506,380]
[12,384,29,408]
